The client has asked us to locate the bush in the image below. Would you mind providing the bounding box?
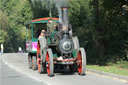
[116,60,128,69]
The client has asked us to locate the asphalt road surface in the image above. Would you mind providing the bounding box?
[1,53,128,85]
[0,54,45,85]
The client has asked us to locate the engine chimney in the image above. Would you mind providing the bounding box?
[61,7,69,31]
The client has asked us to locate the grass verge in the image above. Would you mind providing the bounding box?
[87,62,128,77]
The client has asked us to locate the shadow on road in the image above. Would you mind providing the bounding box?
[54,69,78,76]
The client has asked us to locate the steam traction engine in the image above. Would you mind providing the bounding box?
[37,7,86,76]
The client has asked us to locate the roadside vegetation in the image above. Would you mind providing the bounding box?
[87,60,128,76]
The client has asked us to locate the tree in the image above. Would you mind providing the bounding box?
[29,0,58,19]
[69,0,128,64]
[0,10,8,43]
[0,0,33,52]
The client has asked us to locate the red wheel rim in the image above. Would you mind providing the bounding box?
[78,51,82,74]
[46,52,50,75]
[37,43,41,72]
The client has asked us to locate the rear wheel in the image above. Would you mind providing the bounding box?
[77,48,86,75]
[32,56,38,70]
[46,49,54,77]
[37,40,46,73]
[28,54,32,69]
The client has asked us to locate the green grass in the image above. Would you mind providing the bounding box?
[87,65,128,76]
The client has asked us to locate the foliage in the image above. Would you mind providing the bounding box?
[0,10,8,43]
[115,60,128,69]
[29,0,58,19]
[0,0,32,52]
[87,64,128,76]
[69,0,93,48]
[68,0,128,65]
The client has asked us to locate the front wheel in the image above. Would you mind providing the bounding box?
[77,48,86,75]
[46,49,54,77]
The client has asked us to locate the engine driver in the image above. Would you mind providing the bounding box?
[47,18,58,32]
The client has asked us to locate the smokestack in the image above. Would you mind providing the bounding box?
[61,7,69,31]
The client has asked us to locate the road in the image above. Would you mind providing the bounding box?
[1,53,128,85]
[0,54,45,85]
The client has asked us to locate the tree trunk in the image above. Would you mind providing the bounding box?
[94,0,105,59]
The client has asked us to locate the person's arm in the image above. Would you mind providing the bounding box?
[53,22,58,27]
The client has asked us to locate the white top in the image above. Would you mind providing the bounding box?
[19,47,22,51]
[1,44,3,50]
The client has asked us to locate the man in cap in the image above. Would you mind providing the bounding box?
[47,18,58,32]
